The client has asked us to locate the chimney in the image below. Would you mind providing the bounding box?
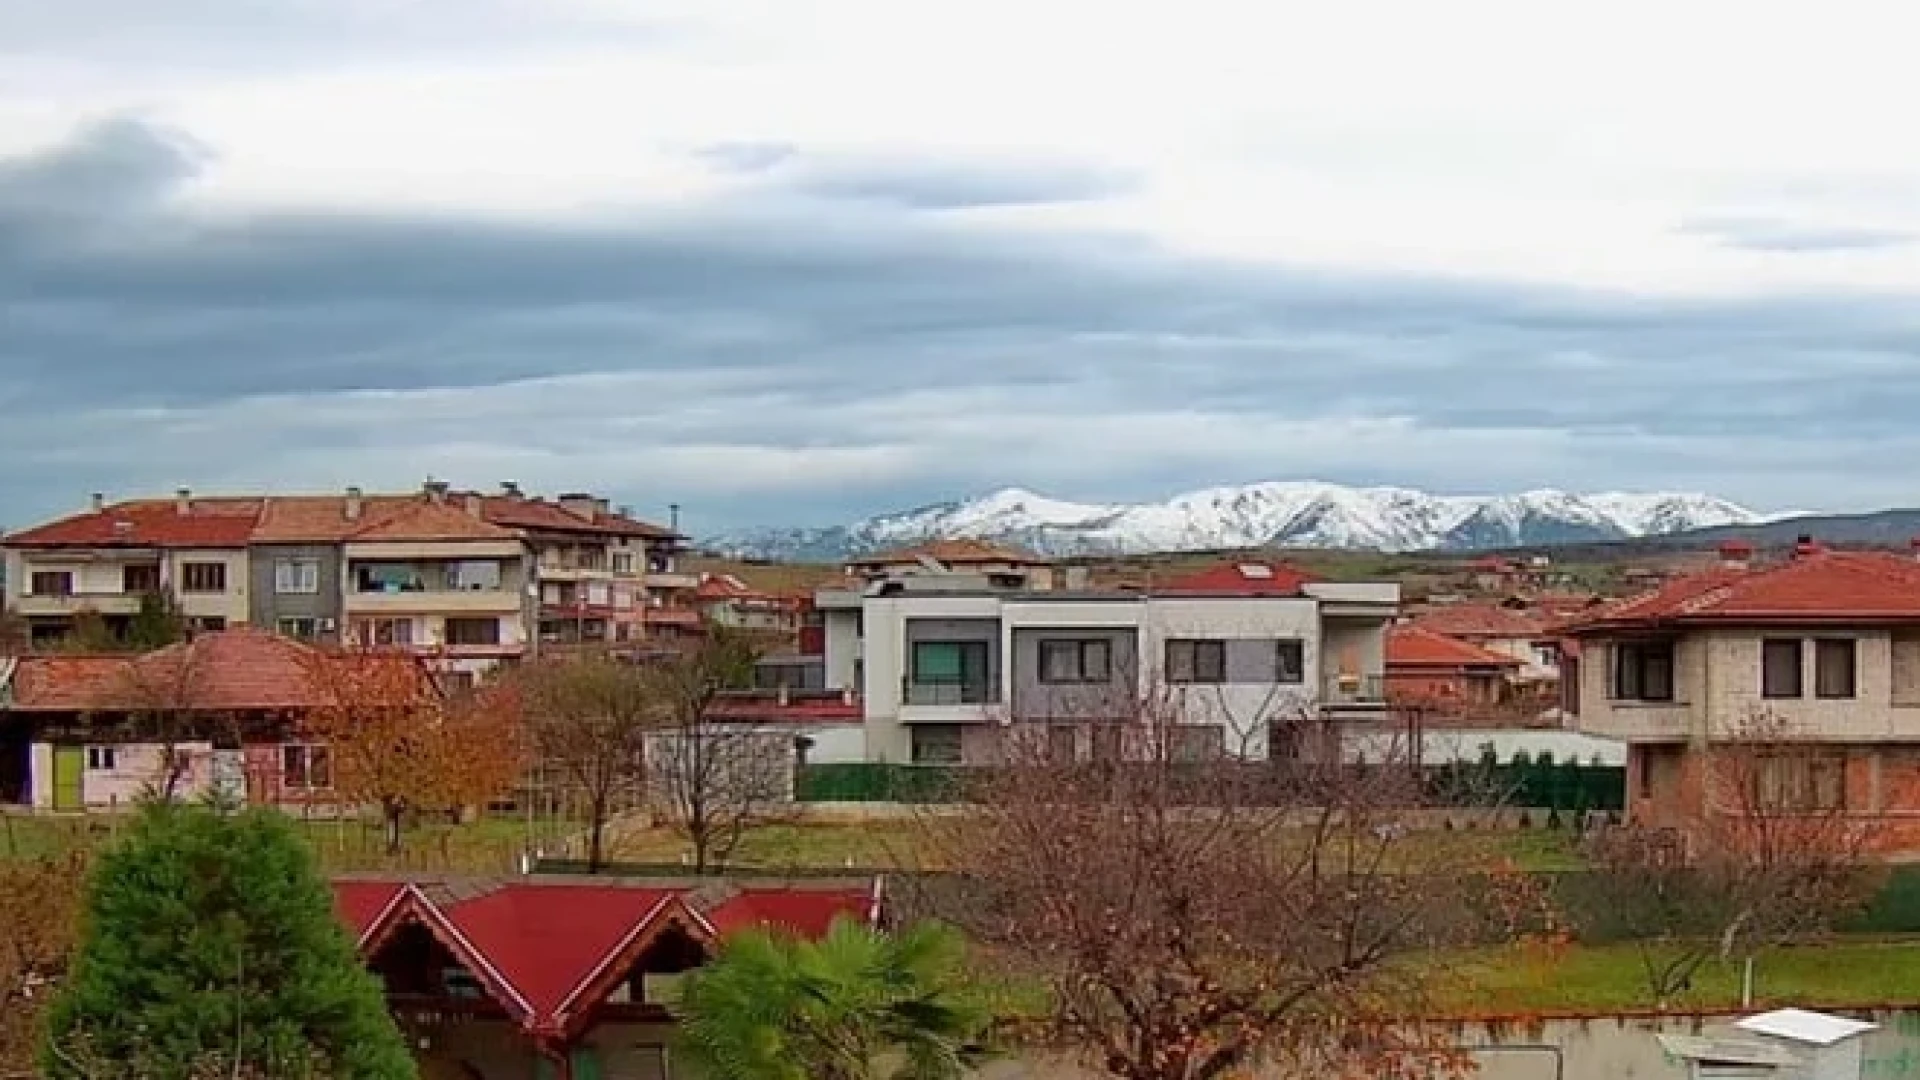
[423,478,450,504]
[617,504,634,520]
[1909,536,1920,563]
[344,486,363,521]
[89,492,104,514]
[465,493,484,519]
[1793,534,1821,560]
[1717,539,1753,571]
[500,480,523,501]
[558,492,597,521]
[594,498,610,517]
[174,487,191,515]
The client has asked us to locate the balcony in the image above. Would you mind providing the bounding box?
[346,587,523,615]
[1320,673,1388,711]
[10,591,143,617]
[902,678,1000,707]
[644,570,700,591]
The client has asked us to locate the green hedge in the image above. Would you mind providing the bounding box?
[794,761,1624,812]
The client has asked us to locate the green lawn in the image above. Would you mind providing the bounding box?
[1434,939,1920,1014]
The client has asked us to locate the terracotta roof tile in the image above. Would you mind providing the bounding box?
[1152,560,1320,597]
[848,538,1051,568]
[1387,625,1524,670]
[250,495,419,543]
[1412,603,1548,640]
[344,499,521,543]
[1568,549,1920,631]
[5,498,261,548]
[473,495,677,540]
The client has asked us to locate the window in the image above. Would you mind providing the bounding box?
[1039,639,1112,684]
[1274,639,1306,683]
[190,616,226,633]
[355,564,419,593]
[277,617,320,641]
[1090,726,1123,762]
[1171,725,1224,762]
[1637,746,1654,799]
[1762,638,1803,698]
[85,746,116,771]
[444,617,502,647]
[274,558,320,594]
[910,640,991,702]
[1047,726,1077,764]
[612,551,636,574]
[29,571,72,597]
[1166,639,1226,684]
[180,561,226,593]
[439,671,477,693]
[357,618,413,646]
[282,745,332,790]
[1815,638,1858,699]
[122,564,160,593]
[1611,640,1675,702]
[910,725,964,764]
[447,560,501,590]
[1757,753,1845,812]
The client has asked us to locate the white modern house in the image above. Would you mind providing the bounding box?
[813,558,1400,765]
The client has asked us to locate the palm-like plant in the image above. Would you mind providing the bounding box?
[676,916,995,1080]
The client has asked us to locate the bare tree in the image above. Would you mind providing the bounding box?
[517,649,658,872]
[0,852,87,1077]
[0,603,28,655]
[1587,708,1881,1006]
[638,625,784,874]
[116,638,213,802]
[913,678,1532,1080]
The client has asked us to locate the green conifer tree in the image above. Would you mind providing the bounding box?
[42,799,416,1080]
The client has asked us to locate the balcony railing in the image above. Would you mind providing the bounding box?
[1321,673,1387,706]
[903,678,1000,706]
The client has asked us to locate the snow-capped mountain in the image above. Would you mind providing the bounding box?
[707,482,1773,561]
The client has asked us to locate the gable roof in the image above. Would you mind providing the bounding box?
[847,538,1051,569]
[332,880,409,947]
[1412,602,1549,640]
[1387,625,1524,670]
[5,498,262,549]
[473,495,677,540]
[705,886,877,938]
[1567,548,1920,632]
[1152,560,1320,597]
[342,499,520,543]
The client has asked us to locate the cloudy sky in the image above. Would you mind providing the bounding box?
[6,0,1920,535]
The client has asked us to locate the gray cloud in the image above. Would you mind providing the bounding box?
[1679,214,1916,253]
[698,143,1136,209]
[5,117,1920,535]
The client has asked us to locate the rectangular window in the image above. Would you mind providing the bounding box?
[1090,726,1123,762]
[190,616,226,633]
[122,564,160,593]
[1762,638,1803,698]
[281,745,332,790]
[1165,639,1225,684]
[447,560,501,591]
[910,725,964,765]
[180,562,226,593]
[1047,726,1077,765]
[1611,640,1676,702]
[612,551,636,574]
[274,558,320,595]
[357,618,413,647]
[1274,639,1306,683]
[909,641,990,702]
[1758,753,1845,812]
[85,746,116,771]
[1815,638,1857,699]
[276,617,319,641]
[1637,746,1655,799]
[444,617,502,647]
[1172,725,1225,762]
[1039,639,1112,684]
[29,571,73,597]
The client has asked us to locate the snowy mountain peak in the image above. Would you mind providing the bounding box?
[707,481,1773,561]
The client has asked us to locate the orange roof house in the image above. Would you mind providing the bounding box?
[1385,625,1524,717]
[1152,560,1321,598]
[845,538,1051,572]
[5,496,263,549]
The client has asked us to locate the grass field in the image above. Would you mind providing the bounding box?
[1433,938,1920,1014]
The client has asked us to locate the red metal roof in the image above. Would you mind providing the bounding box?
[706,888,874,938]
[333,880,407,944]
[1152,560,1320,597]
[1387,625,1524,670]
[1567,548,1920,632]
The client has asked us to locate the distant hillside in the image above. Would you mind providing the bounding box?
[1499,509,1920,562]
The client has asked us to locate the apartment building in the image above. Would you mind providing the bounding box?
[4,483,689,674]
[814,557,1398,765]
[693,573,800,636]
[472,484,693,647]
[3,490,257,644]
[1564,537,1920,850]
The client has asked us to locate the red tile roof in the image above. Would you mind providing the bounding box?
[694,573,764,601]
[1411,602,1549,640]
[847,538,1051,568]
[4,629,419,712]
[704,693,863,725]
[473,495,677,540]
[1567,548,1920,632]
[1152,560,1320,597]
[1387,625,1524,670]
[5,498,262,549]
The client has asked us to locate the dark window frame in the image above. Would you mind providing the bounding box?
[1165,639,1226,684]
[29,571,73,597]
[1814,638,1858,699]
[1038,638,1114,684]
[1761,638,1804,699]
[1610,639,1676,702]
[180,561,227,594]
[1274,638,1306,684]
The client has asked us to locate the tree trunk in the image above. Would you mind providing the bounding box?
[588,795,608,873]
[384,803,405,855]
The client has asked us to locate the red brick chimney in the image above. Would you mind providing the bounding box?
[1717,539,1753,570]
